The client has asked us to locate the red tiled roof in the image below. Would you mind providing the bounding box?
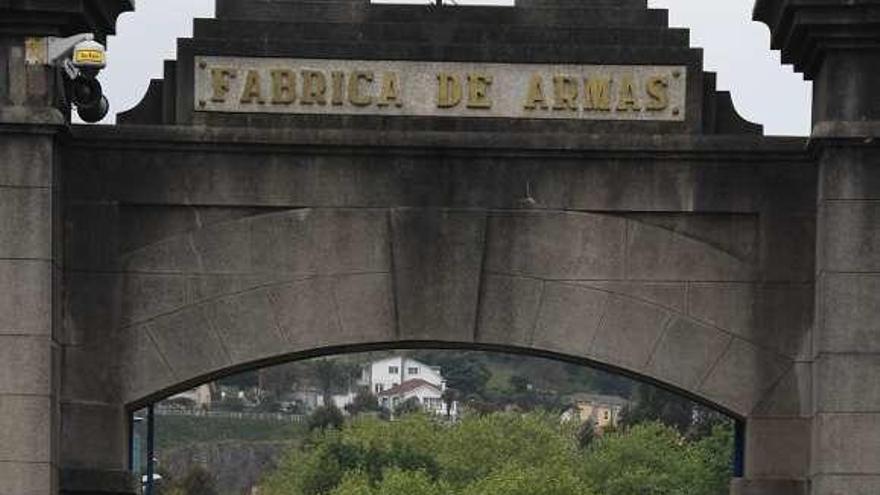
[378,378,441,397]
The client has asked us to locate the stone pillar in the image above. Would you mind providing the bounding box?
[0,3,132,494]
[755,1,880,494]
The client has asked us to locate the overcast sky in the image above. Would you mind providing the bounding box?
[98,0,811,135]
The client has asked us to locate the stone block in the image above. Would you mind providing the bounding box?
[251,209,390,276]
[0,395,52,463]
[119,235,199,274]
[752,362,811,418]
[644,316,730,390]
[190,218,253,273]
[744,417,810,478]
[485,211,626,280]
[0,134,52,187]
[120,323,175,404]
[60,402,127,470]
[186,274,269,303]
[820,148,880,201]
[729,478,807,495]
[688,283,812,359]
[821,273,880,353]
[391,209,485,342]
[758,213,815,283]
[699,338,789,416]
[532,282,608,357]
[588,295,670,372]
[626,219,755,281]
[811,474,880,495]
[814,413,880,475]
[0,336,50,395]
[815,354,880,413]
[576,281,686,312]
[119,273,188,326]
[63,203,120,272]
[64,273,121,347]
[147,305,231,383]
[0,461,54,495]
[203,289,287,364]
[333,273,396,345]
[476,274,543,347]
[0,260,51,335]
[821,202,880,272]
[61,344,120,405]
[0,186,50,259]
[270,277,341,349]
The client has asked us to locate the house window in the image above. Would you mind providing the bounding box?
[389,366,399,374]
[408,367,419,375]
[375,384,383,393]
[604,411,610,420]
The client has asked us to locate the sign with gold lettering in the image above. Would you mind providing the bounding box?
[195,56,686,121]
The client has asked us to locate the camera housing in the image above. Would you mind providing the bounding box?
[38,34,110,122]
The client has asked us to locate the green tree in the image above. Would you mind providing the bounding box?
[308,404,344,431]
[393,397,422,417]
[346,390,381,416]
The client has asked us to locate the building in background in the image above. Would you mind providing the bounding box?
[561,393,629,431]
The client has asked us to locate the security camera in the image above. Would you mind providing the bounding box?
[27,33,110,122]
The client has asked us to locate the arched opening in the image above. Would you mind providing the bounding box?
[129,344,743,495]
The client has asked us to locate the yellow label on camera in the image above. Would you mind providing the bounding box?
[74,49,105,65]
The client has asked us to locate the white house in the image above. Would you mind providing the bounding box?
[357,356,457,417]
[359,356,445,394]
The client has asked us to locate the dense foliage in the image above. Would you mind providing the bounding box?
[259,413,733,495]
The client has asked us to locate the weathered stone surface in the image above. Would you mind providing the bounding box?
[699,338,788,414]
[203,289,287,363]
[120,236,199,274]
[644,316,730,390]
[120,323,175,403]
[744,417,810,478]
[0,260,51,335]
[821,202,880,272]
[0,395,52,462]
[688,283,812,359]
[0,187,50,259]
[626,220,755,281]
[0,134,52,187]
[269,277,341,348]
[532,282,608,356]
[811,475,880,495]
[333,273,396,345]
[119,274,188,326]
[576,281,686,312]
[821,273,880,353]
[752,362,811,418]
[0,461,54,495]
[486,211,626,280]
[814,413,880,474]
[392,209,485,342]
[477,274,543,347]
[0,336,51,395]
[190,219,253,273]
[147,306,231,382]
[60,402,127,470]
[815,354,880,413]
[588,295,670,372]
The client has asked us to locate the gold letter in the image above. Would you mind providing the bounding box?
[377,72,403,108]
[466,73,493,109]
[645,76,669,111]
[240,70,264,104]
[436,73,462,108]
[300,70,327,105]
[211,68,235,103]
[331,71,345,106]
[583,78,611,111]
[270,69,295,104]
[552,75,578,111]
[523,74,548,110]
[617,75,642,112]
[348,71,373,107]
